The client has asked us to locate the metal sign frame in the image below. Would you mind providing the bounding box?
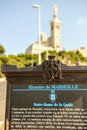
[2,56,87,130]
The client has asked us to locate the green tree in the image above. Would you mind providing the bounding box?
[0,55,9,64]
[0,44,5,55]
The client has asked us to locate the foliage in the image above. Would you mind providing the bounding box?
[7,53,38,67]
[0,48,87,77]
[57,50,86,64]
[0,44,5,55]
[0,55,9,64]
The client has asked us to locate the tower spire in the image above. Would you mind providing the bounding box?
[50,4,61,49]
[53,4,58,21]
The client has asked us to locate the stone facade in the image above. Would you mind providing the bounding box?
[26,5,63,54]
[0,121,4,130]
[77,47,87,57]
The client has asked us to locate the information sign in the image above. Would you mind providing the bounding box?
[2,56,87,130]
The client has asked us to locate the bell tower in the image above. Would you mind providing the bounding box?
[50,5,61,49]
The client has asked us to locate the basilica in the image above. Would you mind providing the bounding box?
[26,5,63,54]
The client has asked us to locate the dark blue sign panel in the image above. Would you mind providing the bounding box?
[10,84,87,130]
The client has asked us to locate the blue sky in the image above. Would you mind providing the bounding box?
[0,0,87,55]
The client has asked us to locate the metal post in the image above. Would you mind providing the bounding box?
[32,4,41,64]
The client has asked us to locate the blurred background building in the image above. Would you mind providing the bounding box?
[26,5,63,54]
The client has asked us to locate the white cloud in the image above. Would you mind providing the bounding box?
[77,17,87,26]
